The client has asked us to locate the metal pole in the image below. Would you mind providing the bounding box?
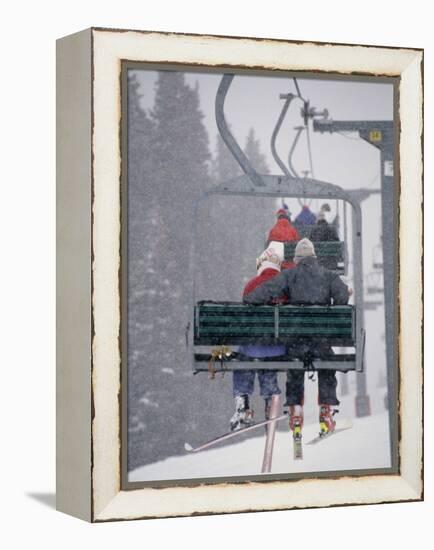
[380,143,398,469]
[351,202,370,416]
[261,394,280,473]
[343,201,349,273]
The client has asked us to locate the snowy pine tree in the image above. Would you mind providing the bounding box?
[128,76,282,471]
[127,72,175,468]
[196,134,244,301]
[127,71,237,469]
[238,128,274,286]
[151,72,210,231]
[244,127,270,175]
[210,133,242,183]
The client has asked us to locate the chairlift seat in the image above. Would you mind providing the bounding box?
[191,302,362,373]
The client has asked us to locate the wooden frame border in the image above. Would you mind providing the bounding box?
[56,27,423,522]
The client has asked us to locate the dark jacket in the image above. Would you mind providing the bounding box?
[309,220,340,270]
[310,219,339,242]
[242,257,349,306]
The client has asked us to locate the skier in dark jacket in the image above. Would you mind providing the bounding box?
[243,238,351,436]
[230,247,286,431]
[310,206,340,271]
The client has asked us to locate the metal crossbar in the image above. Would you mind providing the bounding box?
[193,357,356,373]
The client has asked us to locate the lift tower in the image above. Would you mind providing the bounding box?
[313,119,396,421]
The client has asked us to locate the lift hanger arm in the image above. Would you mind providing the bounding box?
[270,93,295,177]
[215,74,265,187]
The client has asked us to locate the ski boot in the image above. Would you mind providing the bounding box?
[319,404,338,436]
[230,395,254,431]
[288,405,304,440]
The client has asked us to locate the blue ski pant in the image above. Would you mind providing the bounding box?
[233,370,281,398]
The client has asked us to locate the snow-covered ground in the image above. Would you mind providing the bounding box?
[129,411,391,482]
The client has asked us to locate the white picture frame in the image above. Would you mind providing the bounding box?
[56,27,423,522]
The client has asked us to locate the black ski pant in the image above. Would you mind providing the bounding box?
[284,369,340,406]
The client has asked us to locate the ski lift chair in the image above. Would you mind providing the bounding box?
[192,302,363,375]
[188,74,366,378]
[269,96,346,274]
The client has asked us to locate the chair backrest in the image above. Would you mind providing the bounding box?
[194,302,355,347]
[284,241,344,261]
[284,240,345,273]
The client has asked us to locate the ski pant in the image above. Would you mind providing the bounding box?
[233,370,281,398]
[284,369,340,406]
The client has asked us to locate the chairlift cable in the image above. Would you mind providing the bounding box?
[293,78,316,207]
[294,78,316,182]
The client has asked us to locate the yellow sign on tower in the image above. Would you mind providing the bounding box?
[369,130,382,142]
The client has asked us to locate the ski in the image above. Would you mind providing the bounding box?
[293,436,303,460]
[292,423,303,460]
[306,420,353,446]
[184,413,288,453]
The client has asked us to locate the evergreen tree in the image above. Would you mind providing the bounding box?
[127,72,180,468]
[200,128,273,301]
[127,78,282,472]
[239,128,273,287]
[127,72,158,467]
[149,71,211,314]
[197,134,243,301]
[210,133,242,183]
[128,70,231,469]
[244,127,270,175]
[151,72,210,228]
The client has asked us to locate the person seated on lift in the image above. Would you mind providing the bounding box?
[310,203,340,271]
[243,238,352,437]
[267,205,300,269]
[230,247,287,432]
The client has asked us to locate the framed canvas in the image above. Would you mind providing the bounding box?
[56,27,423,522]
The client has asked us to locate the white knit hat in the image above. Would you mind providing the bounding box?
[256,246,282,274]
[294,238,316,264]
